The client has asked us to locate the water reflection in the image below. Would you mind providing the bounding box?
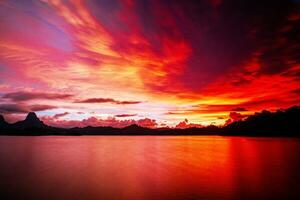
[0,136,300,200]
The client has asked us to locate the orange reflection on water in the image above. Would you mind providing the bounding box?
[0,136,300,200]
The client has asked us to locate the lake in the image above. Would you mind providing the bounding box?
[0,136,300,200]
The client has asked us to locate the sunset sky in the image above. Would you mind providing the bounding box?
[0,0,299,128]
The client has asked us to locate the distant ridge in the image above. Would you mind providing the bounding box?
[0,106,299,136]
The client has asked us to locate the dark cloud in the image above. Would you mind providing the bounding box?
[0,104,28,114]
[115,101,141,105]
[76,98,141,105]
[115,114,137,117]
[291,88,300,94]
[76,98,115,103]
[0,103,56,114]
[30,105,57,112]
[231,107,248,112]
[227,0,300,75]
[3,91,73,101]
[53,112,69,119]
[146,0,299,90]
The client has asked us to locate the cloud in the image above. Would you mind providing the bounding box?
[229,112,244,121]
[175,119,203,129]
[3,91,73,101]
[115,114,137,117]
[75,98,141,105]
[231,107,248,112]
[115,101,142,105]
[30,104,57,112]
[53,112,69,119]
[75,98,117,103]
[136,118,158,128]
[40,115,157,129]
[0,104,28,114]
[168,104,250,115]
[225,112,247,125]
[0,103,56,114]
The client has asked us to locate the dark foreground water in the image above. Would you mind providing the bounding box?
[0,136,300,200]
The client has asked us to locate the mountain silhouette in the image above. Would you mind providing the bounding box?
[0,115,8,128]
[0,106,299,136]
[12,112,47,130]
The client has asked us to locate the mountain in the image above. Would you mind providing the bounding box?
[0,115,9,128]
[12,112,48,130]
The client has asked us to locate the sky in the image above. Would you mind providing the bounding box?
[0,0,299,128]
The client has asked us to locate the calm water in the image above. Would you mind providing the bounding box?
[0,136,300,200]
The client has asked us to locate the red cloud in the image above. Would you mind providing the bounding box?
[40,116,157,129]
[229,112,244,121]
[231,107,248,112]
[30,105,57,112]
[136,118,158,128]
[53,112,70,119]
[225,112,246,125]
[76,98,141,105]
[175,119,203,129]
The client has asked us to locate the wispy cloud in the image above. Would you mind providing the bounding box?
[0,103,57,114]
[75,98,141,105]
[53,112,69,119]
[115,114,137,118]
[3,91,73,101]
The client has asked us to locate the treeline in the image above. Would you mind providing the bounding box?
[223,106,300,136]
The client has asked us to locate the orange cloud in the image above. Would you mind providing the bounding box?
[175,119,203,129]
[225,112,246,126]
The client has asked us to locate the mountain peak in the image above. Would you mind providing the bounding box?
[12,112,47,129]
[0,114,9,127]
[0,114,7,123]
[25,112,39,122]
